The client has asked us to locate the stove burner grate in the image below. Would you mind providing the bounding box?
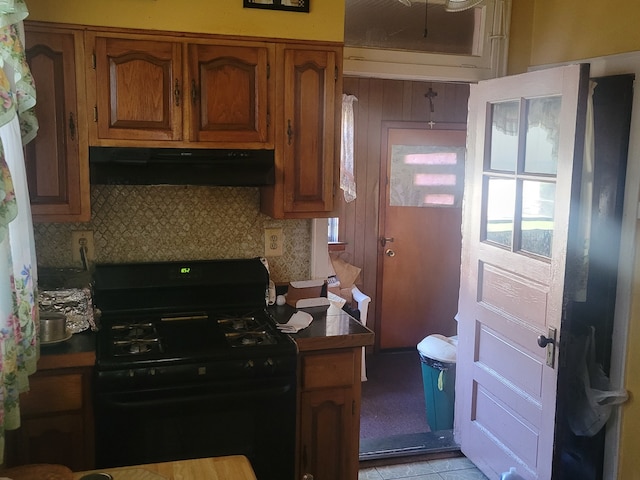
[111,321,163,356]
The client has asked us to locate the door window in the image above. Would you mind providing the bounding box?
[389,144,465,207]
[482,95,562,259]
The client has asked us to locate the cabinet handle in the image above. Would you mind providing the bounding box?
[302,475,314,480]
[191,79,197,105]
[68,112,76,141]
[287,119,293,145]
[174,79,180,107]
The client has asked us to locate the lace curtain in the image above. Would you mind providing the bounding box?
[0,0,39,463]
[340,94,357,203]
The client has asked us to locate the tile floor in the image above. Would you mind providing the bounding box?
[359,455,490,480]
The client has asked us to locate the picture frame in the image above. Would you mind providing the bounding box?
[243,0,309,13]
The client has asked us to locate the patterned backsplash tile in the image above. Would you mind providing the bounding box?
[34,185,311,283]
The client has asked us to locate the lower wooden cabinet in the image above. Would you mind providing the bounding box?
[298,349,362,480]
[5,367,94,471]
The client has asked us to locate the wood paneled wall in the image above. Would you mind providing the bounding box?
[336,77,469,349]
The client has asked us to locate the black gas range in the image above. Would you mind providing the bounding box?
[91,258,297,480]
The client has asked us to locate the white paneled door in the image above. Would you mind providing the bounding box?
[456,64,590,480]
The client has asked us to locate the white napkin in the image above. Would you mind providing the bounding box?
[277,311,313,333]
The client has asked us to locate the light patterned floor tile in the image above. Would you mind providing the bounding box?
[374,460,438,479]
[439,468,490,480]
[359,467,384,480]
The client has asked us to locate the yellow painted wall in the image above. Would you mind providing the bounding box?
[508,0,640,73]
[508,2,640,479]
[25,0,345,42]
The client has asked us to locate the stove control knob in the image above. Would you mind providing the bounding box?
[128,370,134,377]
[264,358,276,373]
[244,360,255,370]
[149,368,156,376]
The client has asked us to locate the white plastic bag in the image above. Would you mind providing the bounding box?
[567,326,628,437]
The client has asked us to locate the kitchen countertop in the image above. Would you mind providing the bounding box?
[269,303,374,352]
[73,455,256,479]
[37,303,374,370]
[37,329,96,370]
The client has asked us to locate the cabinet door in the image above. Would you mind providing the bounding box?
[282,46,338,214]
[24,27,90,222]
[4,367,94,471]
[188,42,272,145]
[92,35,182,142]
[300,387,355,480]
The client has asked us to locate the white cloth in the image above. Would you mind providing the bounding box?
[276,311,313,333]
[340,94,357,203]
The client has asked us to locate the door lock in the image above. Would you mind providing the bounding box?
[537,327,557,368]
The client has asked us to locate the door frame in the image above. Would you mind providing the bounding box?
[375,121,466,351]
[534,52,640,480]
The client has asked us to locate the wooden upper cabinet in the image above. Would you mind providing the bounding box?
[90,35,182,142]
[283,46,337,214]
[24,25,90,222]
[187,42,272,144]
[261,44,341,218]
[88,34,273,147]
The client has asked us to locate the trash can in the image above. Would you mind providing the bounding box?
[417,334,457,431]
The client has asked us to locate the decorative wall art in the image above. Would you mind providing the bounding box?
[243,0,309,13]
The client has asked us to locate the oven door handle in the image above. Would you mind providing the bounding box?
[99,383,293,410]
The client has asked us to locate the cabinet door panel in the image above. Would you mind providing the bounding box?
[283,47,336,213]
[25,27,89,222]
[188,43,271,143]
[94,37,182,141]
[300,388,354,480]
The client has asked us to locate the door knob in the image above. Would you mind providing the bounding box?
[537,335,555,348]
[385,249,395,257]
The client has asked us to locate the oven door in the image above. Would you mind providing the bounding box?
[94,374,296,480]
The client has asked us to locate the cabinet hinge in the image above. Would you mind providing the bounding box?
[352,400,356,415]
[267,111,270,128]
[267,63,271,80]
[93,106,98,123]
[91,52,96,70]
[335,66,338,82]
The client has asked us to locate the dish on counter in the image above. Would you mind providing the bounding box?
[40,331,73,346]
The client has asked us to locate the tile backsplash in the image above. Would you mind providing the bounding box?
[33,185,311,283]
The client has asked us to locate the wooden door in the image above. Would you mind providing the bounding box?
[281,46,337,214]
[456,64,590,479]
[24,27,90,222]
[187,42,272,145]
[378,123,466,349]
[92,35,182,142]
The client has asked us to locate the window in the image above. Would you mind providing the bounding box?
[328,217,340,242]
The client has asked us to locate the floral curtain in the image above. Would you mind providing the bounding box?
[0,0,39,463]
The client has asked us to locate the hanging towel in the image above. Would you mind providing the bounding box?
[341,94,357,202]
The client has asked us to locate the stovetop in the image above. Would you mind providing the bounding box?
[92,258,297,376]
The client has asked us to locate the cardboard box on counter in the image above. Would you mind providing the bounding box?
[286,279,328,308]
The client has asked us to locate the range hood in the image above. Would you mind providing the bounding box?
[89,147,275,186]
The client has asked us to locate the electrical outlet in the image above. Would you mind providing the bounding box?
[71,230,95,267]
[264,228,284,257]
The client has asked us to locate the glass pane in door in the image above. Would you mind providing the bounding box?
[524,96,561,175]
[484,177,515,248]
[389,144,465,207]
[520,180,555,257]
[489,101,519,172]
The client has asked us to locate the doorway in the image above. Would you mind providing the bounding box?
[377,122,465,349]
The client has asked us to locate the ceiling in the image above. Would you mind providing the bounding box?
[344,0,477,55]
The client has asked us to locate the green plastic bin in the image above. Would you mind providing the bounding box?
[417,334,457,431]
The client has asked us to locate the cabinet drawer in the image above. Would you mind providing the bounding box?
[20,374,83,415]
[301,351,355,390]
